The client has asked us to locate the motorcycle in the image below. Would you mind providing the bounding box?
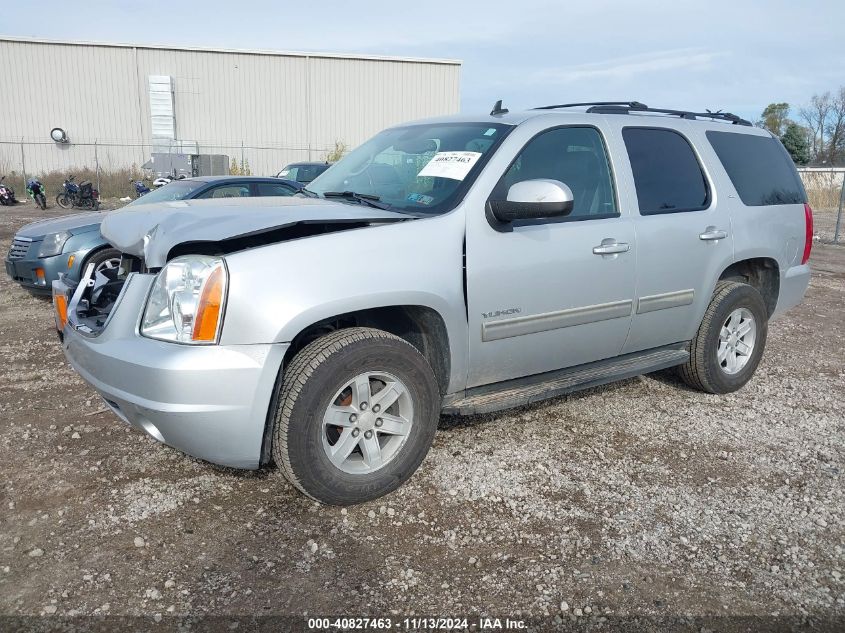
[56,175,100,210]
[131,179,151,197]
[27,179,47,210]
[0,176,18,206]
[152,174,187,188]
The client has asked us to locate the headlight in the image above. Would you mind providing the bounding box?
[141,255,228,344]
[38,231,71,258]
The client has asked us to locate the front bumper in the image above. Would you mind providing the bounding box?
[6,247,94,295]
[5,250,65,295]
[56,273,288,469]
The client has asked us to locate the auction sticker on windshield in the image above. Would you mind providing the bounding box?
[418,151,482,181]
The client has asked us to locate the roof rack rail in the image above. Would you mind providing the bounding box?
[532,101,752,126]
[533,101,648,111]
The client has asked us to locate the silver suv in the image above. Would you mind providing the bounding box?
[53,101,813,505]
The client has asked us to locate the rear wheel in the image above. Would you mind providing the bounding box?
[56,194,72,209]
[272,327,440,505]
[679,280,768,394]
[37,193,47,210]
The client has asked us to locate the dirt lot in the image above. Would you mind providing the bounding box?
[1,202,843,631]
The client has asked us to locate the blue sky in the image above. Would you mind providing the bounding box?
[3,0,843,123]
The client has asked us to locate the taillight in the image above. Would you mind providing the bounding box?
[802,203,813,265]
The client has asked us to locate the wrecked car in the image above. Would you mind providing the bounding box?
[53,103,812,505]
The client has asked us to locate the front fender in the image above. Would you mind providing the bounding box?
[220,212,469,393]
[64,231,112,282]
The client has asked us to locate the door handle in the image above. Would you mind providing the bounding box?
[592,239,630,255]
[699,226,728,241]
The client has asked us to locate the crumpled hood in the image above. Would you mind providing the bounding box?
[16,211,107,238]
[99,196,410,268]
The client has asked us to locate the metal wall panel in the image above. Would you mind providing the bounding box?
[0,38,461,177]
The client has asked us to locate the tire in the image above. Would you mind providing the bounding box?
[272,327,440,505]
[84,248,122,276]
[79,198,94,210]
[37,194,47,210]
[56,194,72,209]
[679,280,768,394]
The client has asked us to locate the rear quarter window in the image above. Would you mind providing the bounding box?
[706,131,806,206]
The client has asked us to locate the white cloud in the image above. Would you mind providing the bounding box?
[526,48,728,84]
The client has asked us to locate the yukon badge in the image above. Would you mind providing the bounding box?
[482,308,521,319]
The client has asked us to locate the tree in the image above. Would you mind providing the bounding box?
[758,102,791,137]
[800,92,832,163]
[325,141,347,163]
[780,123,810,165]
[824,87,845,165]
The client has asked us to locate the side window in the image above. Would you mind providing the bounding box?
[492,126,618,220]
[706,131,806,206]
[280,166,298,181]
[622,128,709,215]
[197,184,251,199]
[256,182,296,197]
[297,165,323,183]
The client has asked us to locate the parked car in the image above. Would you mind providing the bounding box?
[276,161,331,184]
[53,101,812,505]
[6,176,302,295]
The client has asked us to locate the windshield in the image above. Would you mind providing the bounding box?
[307,122,512,215]
[126,180,206,206]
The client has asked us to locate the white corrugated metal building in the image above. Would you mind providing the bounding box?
[0,37,461,177]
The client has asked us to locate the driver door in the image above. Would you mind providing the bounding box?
[465,124,637,388]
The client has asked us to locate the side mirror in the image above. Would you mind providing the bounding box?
[489,179,574,224]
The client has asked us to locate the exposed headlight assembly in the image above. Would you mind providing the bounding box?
[38,231,71,257]
[141,255,228,344]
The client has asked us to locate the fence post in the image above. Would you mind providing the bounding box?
[94,140,101,192]
[20,139,26,188]
[835,174,845,245]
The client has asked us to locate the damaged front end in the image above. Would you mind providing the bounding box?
[53,254,144,339]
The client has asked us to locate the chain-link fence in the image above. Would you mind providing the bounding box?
[798,168,845,244]
[0,139,335,200]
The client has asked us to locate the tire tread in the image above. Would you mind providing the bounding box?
[679,280,751,393]
[273,327,420,501]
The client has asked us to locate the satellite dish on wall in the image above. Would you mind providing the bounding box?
[50,127,69,143]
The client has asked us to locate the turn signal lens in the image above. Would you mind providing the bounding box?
[54,294,68,331]
[67,254,75,269]
[35,268,45,280]
[192,265,225,342]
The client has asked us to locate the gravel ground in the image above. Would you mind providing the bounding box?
[1,202,843,632]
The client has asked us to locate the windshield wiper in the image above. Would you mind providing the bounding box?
[322,191,391,210]
[299,187,320,198]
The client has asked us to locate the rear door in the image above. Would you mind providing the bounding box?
[618,125,735,353]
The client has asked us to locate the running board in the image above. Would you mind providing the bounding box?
[442,343,689,416]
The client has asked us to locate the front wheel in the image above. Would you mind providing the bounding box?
[36,194,47,210]
[56,194,72,209]
[84,248,122,276]
[679,281,768,394]
[272,327,440,505]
